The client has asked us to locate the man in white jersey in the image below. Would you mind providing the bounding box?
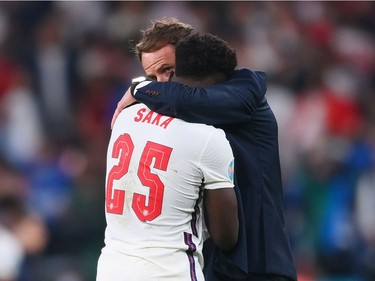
[96,32,239,281]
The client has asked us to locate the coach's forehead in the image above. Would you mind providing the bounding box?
[141,45,176,81]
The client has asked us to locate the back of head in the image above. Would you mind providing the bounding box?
[175,33,237,84]
[134,18,195,61]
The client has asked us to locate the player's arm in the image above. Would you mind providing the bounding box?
[200,129,238,252]
[131,68,266,125]
[204,187,238,252]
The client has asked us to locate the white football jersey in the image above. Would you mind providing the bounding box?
[97,104,234,281]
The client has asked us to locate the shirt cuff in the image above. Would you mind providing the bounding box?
[130,80,152,97]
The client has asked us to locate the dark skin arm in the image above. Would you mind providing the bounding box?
[204,187,238,252]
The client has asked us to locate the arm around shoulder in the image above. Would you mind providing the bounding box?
[131,68,268,125]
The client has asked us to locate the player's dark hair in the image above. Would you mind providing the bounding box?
[175,33,237,81]
[134,18,195,61]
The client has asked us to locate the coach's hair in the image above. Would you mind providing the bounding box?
[175,33,238,82]
[134,18,195,61]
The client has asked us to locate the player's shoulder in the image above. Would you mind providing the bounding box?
[168,119,226,147]
[181,123,227,147]
[175,118,219,133]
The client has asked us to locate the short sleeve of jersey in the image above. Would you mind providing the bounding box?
[199,129,235,190]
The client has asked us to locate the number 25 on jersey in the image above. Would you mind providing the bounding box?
[106,133,173,222]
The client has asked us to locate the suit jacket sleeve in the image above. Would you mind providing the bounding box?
[132,68,267,125]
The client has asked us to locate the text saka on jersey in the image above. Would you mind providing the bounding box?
[134,107,174,129]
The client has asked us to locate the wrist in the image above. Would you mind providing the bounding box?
[131,76,148,97]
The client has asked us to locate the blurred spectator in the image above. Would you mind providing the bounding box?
[54,1,108,44]
[0,67,45,166]
[0,225,24,281]
[0,157,48,281]
[26,11,77,143]
[105,2,147,44]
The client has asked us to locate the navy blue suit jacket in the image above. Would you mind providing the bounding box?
[133,68,297,281]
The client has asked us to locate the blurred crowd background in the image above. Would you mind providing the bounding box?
[0,1,374,281]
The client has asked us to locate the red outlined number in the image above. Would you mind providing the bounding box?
[106,134,172,222]
[133,141,172,221]
[106,134,134,215]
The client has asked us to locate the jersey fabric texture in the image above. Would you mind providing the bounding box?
[96,103,235,281]
[132,68,297,281]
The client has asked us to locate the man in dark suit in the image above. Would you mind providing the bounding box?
[112,18,297,281]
